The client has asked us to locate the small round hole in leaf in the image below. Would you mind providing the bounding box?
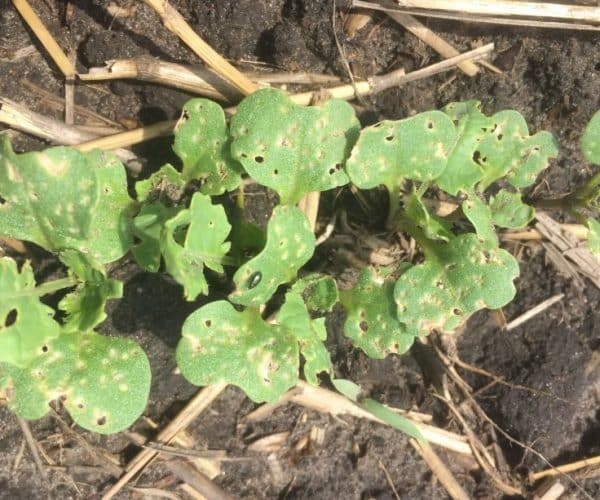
[427,121,434,129]
[328,168,335,175]
[273,169,278,175]
[497,134,503,140]
[4,309,17,327]
[385,135,394,142]
[77,402,85,409]
[41,344,49,353]
[96,416,107,426]
[453,308,462,316]
[359,321,369,332]
[254,155,264,163]
[0,195,5,205]
[205,319,212,327]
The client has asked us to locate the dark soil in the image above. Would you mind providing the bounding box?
[1,1,599,498]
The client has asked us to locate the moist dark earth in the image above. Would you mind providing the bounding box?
[1,0,600,498]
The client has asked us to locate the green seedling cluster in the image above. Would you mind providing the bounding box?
[1,88,598,434]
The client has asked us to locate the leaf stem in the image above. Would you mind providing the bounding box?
[385,183,404,230]
[5,276,78,299]
[530,169,600,210]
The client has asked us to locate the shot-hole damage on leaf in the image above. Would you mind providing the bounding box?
[0,86,596,445]
[4,308,17,327]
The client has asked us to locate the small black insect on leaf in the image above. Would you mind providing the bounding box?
[247,271,262,289]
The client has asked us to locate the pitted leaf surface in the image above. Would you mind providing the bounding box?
[490,189,535,228]
[177,301,298,402]
[0,258,60,367]
[0,137,133,263]
[162,193,231,300]
[394,234,519,335]
[230,205,315,307]
[230,88,359,204]
[173,99,243,194]
[340,267,416,359]
[292,274,339,314]
[436,101,558,195]
[346,111,455,192]
[0,331,150,434]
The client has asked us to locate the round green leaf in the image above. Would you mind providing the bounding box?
[230,88,359,204]
[0,331,151,434]
[394,233,520,335]
[436,101,558,195]
[340,267,416,359]
[173,99,243,194]
[346,111,456,193]
[0,137,134,263]
[177,301,298,402]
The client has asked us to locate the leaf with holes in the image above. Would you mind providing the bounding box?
[0,257,60,367]
[132,203,181,272]
[293,274,339,314]
[135,163,186,203]
[177,301,298,402]
[582,110,600,165]
[435,101,558,195]
[162,193,231,300]
[173,99,243,194]
[346,111,456,194]
[394,233,519,335]
[587,218,600,255]
[230,88,359,204]
[229,205,315,307]
[58,250,123,332]
[340,267,416,359]
[0,136,134,263]
[489,189,535,228]
[0,330,151,434]
[277,287,332,385]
